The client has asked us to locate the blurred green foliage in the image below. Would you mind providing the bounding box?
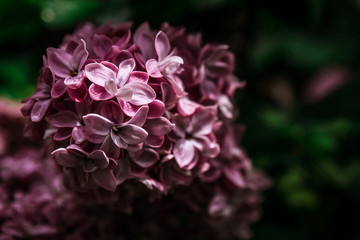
[1,0,360,239]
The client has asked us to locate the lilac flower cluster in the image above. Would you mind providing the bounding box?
[19,22,270,238]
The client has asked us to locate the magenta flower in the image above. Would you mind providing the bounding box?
[47,40,89,102]
[83,104,148,152]
[20,22,268,239]
[85,58,156,115]
[52,144,117,191]
[171,107,220,169]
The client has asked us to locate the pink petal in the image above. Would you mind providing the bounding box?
[177,96,199,116]
[116,58,135,87]
[147,99,165,118]
[173,139,195,168]
[144,117,174,136]
[146,59,162,78]
[51,148,82,168]
[83,128,107,144]
[128,71,149,83]
[46,110,79,127]
[118,124,148,145]
[51,80,67,99]
[72,39,89,69]
[64,71,85,89]
[47,48,72,78]
[110,130,128,149]
[88,150,109,170]
[54,127,73,141]
[119,100,141,117]
[72,126,85,144]
[83,113,113,135]
[66,144,89,157]
[145,134,164,148]
[85,62,116,87]
[67,82,88,103]
[127,105,149,127]
[192,107,217,136]
[192,136,220,158]
[101,100,123,124]
[88,83,114,101]
[116,86,133,101]
[172,114,192,138]
[93,34,112,58]
[125,82,156,105]
[100,135,121,159]
[132,149,159,168]
[91,170,117,192]
[30,99,51,122]
[223,167,246,188]
[161,82,177,109]
[104,79,120,96]
[155,31,170,61]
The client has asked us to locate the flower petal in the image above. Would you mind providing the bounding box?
[100,135,121,159]
[116,86,133,101]
[47,48,72,78]
[72,39,88,70]
[72,126,85,144]
[155,31,170,61]
[224,167,246,188]
[172,114,192,138]
[118,100,141,117]
[173,139,195,168]
[145,135,164,148]
[46,110,79,127]
[118,124,148,145]
[191,107,217,136]
[125,81,156,105]
[88,150,109,170]
[126,105,149,127]
[116,58,135,87]
[31,99,51,122]
[51,148,82,168]
[128,71,149,83]
[89,83,114,101]
[85,62,116,87]
[110,129,128,149]
[67,82,88,103]
[54,127,73,141]
[177,96,199,117]
[51,80,67,99]
[83,113,113,135]
[147,99,165,118]
[132,149,159,168]
[91,170,117,192]
[144,117,174,136]
[146,59,162,78]
[101,100,123,124]
[93,34,112,58]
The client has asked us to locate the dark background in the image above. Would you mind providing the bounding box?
[1,0,360,239]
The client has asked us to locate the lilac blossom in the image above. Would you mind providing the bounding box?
[170,107,220,169]
[19,21,269,239]
[47,39,89,102]
[85,58,156,116]
[51,145,117,191]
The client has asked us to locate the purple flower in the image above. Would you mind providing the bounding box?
[52,144,117,191]
[85,58,156,116]
[83,103,148,152]
[47,39,89,102]
[170,107,220,169]
[145,31,185,96]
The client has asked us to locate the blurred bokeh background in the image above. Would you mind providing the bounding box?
[1,0,360,239]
